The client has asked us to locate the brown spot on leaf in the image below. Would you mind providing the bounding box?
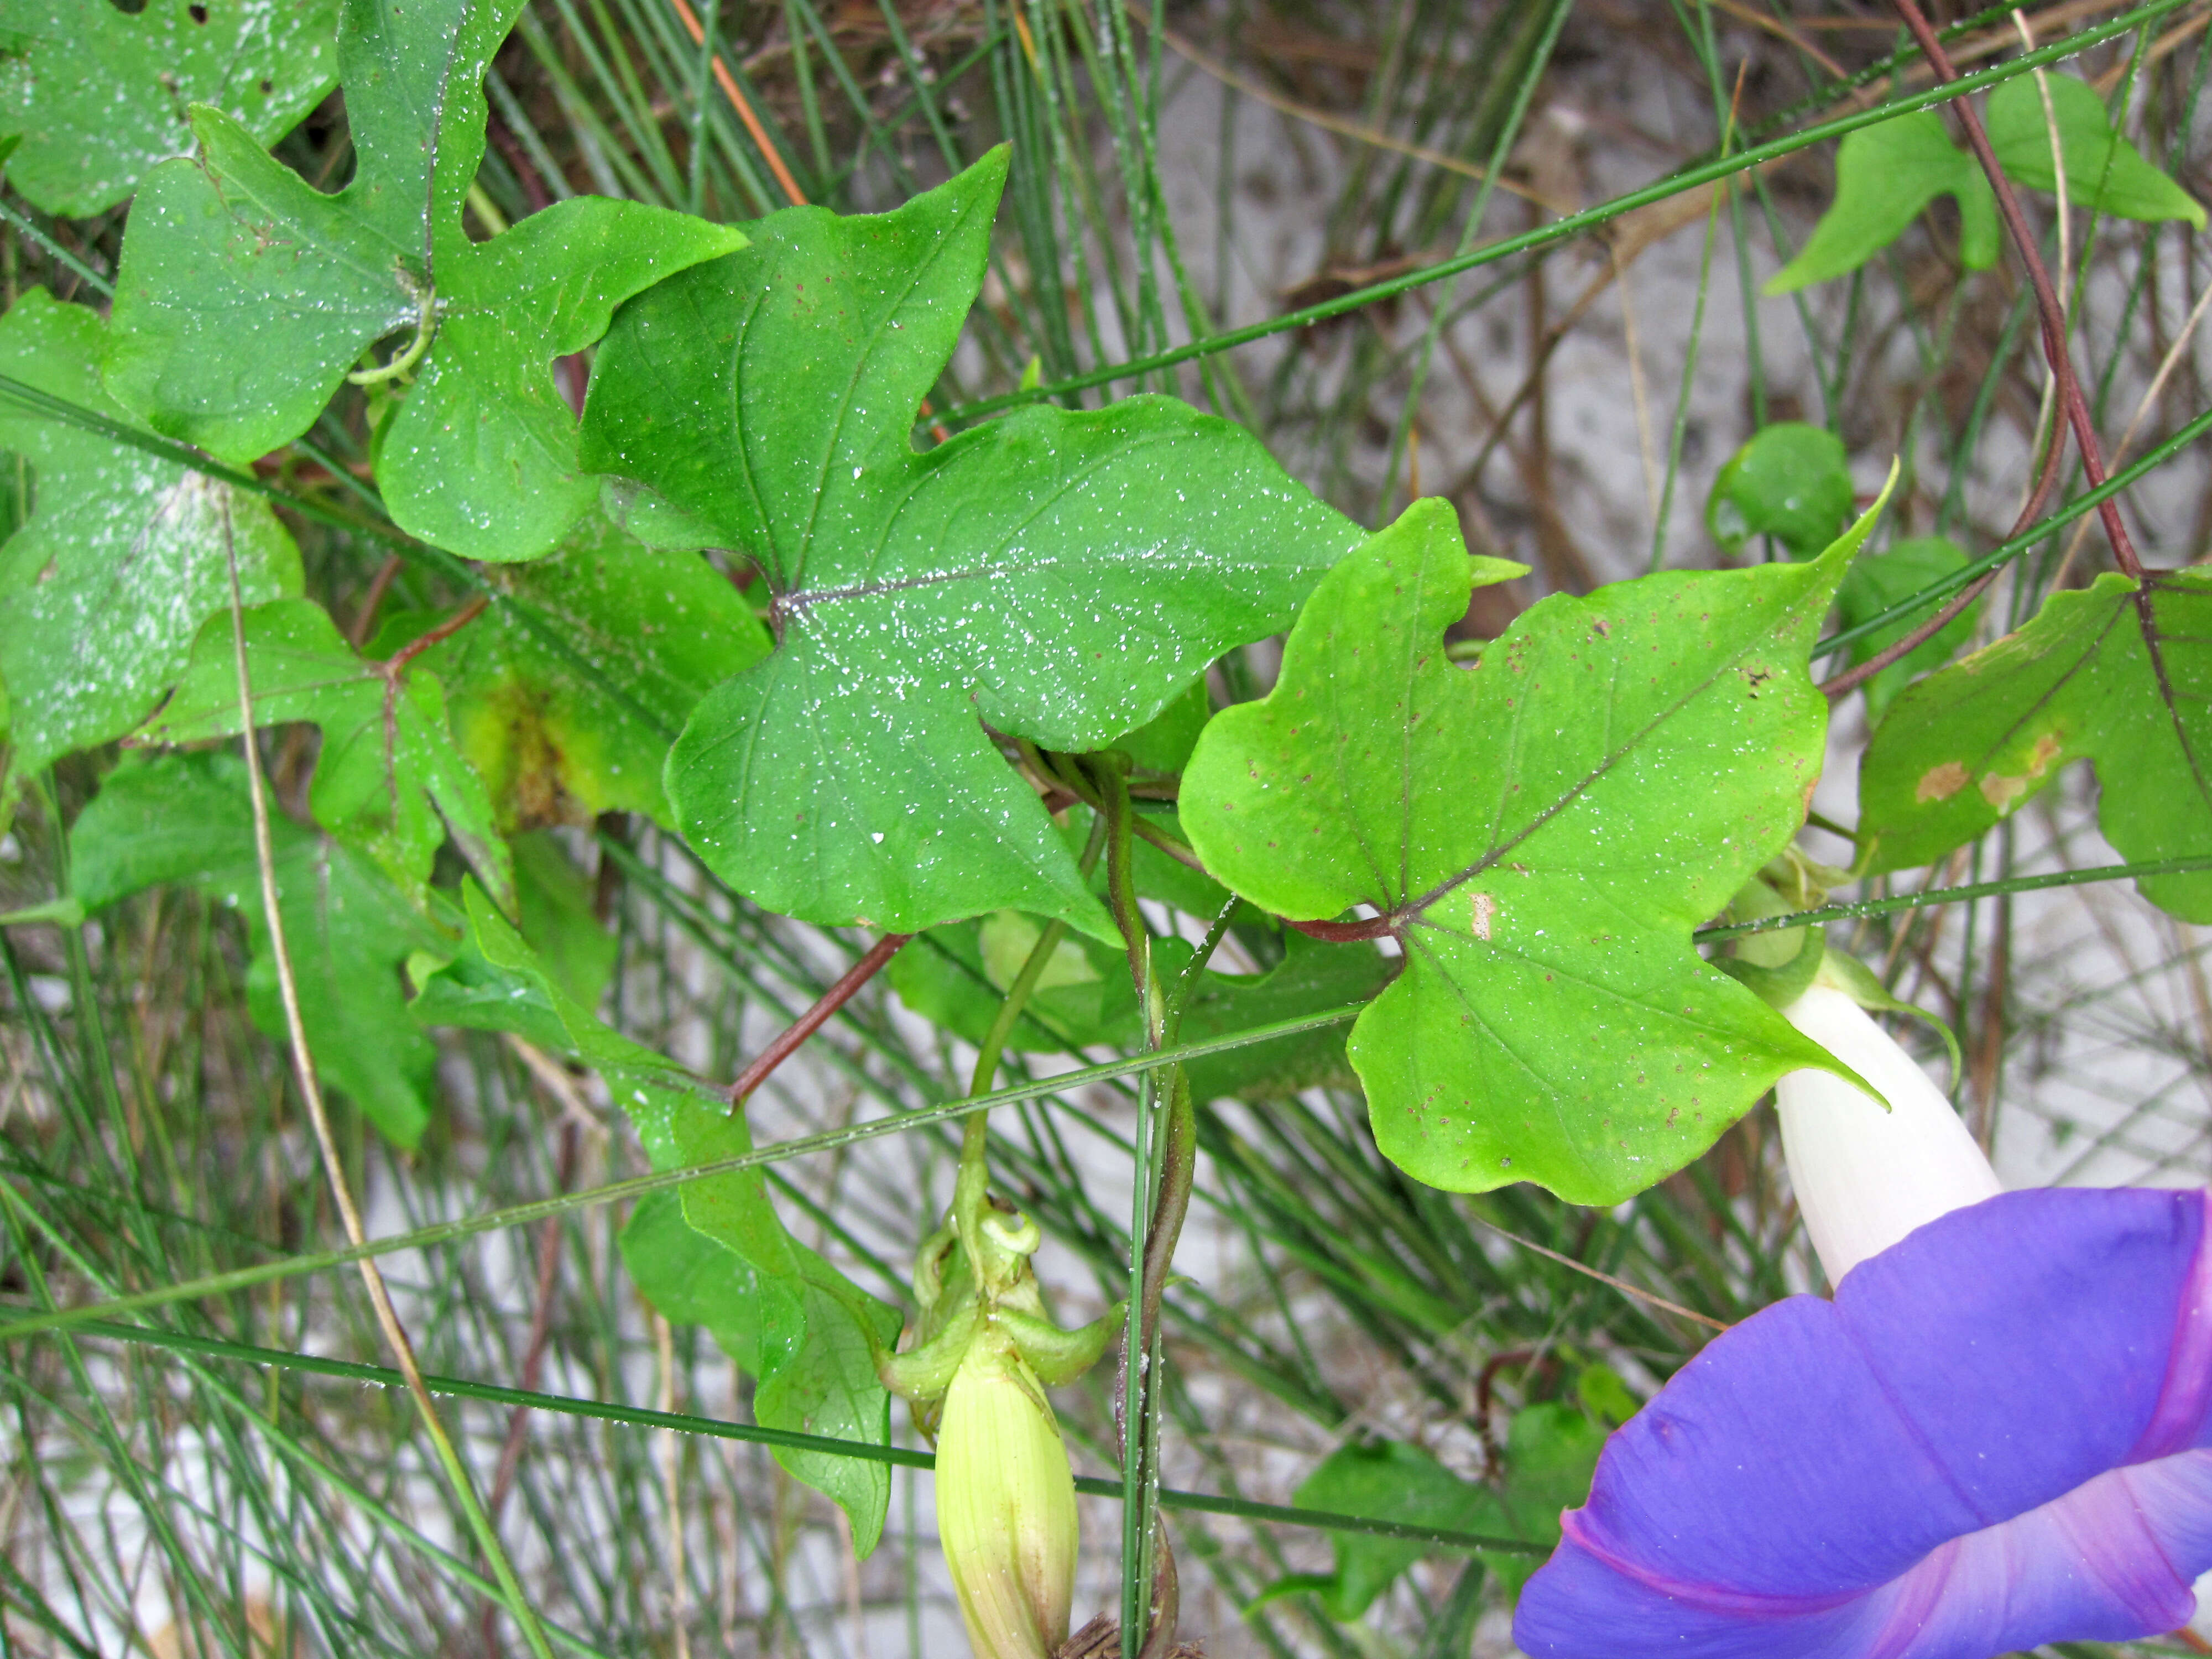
[1916,761,1970,802]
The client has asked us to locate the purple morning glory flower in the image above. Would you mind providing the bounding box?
[1516,984,2212,1659]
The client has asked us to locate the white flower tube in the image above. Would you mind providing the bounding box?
[1775,984,2001,1285]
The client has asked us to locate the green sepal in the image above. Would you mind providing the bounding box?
[998,1304,1121,1389]
[1714,925,1825,1008]
[1814,949,1964,1089]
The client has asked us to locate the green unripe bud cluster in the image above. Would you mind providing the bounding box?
[880,1156,1120,1659]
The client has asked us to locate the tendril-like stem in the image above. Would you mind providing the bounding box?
[347,280,440,387]
[956,807,1113,1276]
[1889,0,2145,579]
[1088,753,1232,1658]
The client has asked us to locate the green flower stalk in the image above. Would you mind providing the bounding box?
[936,1326,1080,1659]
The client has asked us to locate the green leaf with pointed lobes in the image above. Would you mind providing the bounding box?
[0,0,339,217]
[1859,570,2212,922]
[1182,494,1885,1206]
[581,147,1363,943]
[0,290,301,790]
[103,0,742,562]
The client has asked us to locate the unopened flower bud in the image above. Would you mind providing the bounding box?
[1775,983,2000,1284]
[936,1327,1078,1659]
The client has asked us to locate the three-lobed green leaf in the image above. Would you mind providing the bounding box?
[1859,570,2212,921]
[0,0,338,216]
[1766,111,1998,295]
[1769,73,2200,294]
[1182,497,1871,1204]
[104,0,742,562]
[0,289,301,788]
[580,147,1362,943]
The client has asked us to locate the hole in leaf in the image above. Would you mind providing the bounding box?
[187,3,208,20]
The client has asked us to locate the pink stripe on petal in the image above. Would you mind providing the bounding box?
[1866,1457,2202,1659]
[1516,1191,2212,1659]
[2131,1225,2212,1463]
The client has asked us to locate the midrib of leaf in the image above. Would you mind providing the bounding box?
[1403,941,1549,1091]
[717,281,778,575]
[724,645,815,855]
[785,422,1281,614]
[1395,577,1828,924]
[1322,615,1402,907]
[783,216,983,593]
[1394,551,1453,902]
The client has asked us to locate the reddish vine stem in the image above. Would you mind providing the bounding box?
[381,593,489,679]
[725,931,913,1108]
[1285,912,1399,943]
[376,594,491,824]
[1819,171,2079,703]
[347,553,405,649]
[1890,0,2145,578]
[1820,568,2000,698]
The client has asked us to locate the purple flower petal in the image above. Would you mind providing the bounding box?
[1515,1188,2212,1659]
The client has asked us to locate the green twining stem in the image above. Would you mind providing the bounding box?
[347,281,439,387]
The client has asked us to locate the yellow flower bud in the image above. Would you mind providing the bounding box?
[936,1326,1078,1659]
